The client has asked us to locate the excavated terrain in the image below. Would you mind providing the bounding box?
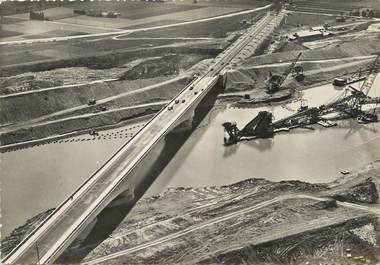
[3,8,378,148]
[3,162,380,265]
[0,7,257,147]
[218,18,380,105]
[2,1,380,264]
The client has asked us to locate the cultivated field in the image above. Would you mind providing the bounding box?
[55,6,247,30]
[129,10,264,38]
[72,2,200,19]
[0,0,267,41]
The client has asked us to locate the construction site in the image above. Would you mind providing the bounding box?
[222,54,380,145]
[1,0,380,264]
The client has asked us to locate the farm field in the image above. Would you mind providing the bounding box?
[0,19,114,42]
[67,1,202,20]
[0,0,269,42]
[0,30,22,38]
[129,10,264,38]
[55,6,247,30]
[0,3,262,70]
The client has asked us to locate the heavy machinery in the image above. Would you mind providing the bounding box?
[222,111,274,146]
[333,67,366,87]
[266,52,304,94]
[321,54,380,123]
[223,55,379,145]
[222,122,239,145]
[292,65,305,81]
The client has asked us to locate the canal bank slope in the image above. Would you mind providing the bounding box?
[3,161,380,265]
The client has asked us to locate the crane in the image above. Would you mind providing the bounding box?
[320,54,380,123]
[266,52,303,94]
[222,55,379,145]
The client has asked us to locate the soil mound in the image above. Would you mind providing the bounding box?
[330,178,379,204]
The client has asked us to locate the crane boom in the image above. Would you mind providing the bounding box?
[278,52,303,88]
[361,54,380,96]
[267,52,303,93]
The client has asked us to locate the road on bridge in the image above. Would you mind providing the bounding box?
[2,11,285,265]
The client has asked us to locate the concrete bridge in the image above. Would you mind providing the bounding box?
[2,10,285,265]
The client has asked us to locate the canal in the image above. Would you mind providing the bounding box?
[0,123,143,238]
[145,76,380,195]
[1,76,379,238]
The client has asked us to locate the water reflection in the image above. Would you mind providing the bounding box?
[2,75,379,238]
[1,128,132,237]
[244,138,274,152]
[223,143,239,158]
[146,75,380,196]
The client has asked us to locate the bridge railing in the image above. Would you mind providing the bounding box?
[2,61,215,264]
[3,8,274,262]
[42,75,221,265]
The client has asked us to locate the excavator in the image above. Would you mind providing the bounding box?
[222,111,274,146]
[266,52,304,94]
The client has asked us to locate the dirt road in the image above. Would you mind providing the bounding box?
[82,194,372,265]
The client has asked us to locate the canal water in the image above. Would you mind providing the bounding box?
[0,123,143,238]
[145,76,380,195]
[1,76,380,238]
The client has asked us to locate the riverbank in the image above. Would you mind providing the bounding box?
[3,75,379,239]
[0,119,149,237]
[3,161,380,265]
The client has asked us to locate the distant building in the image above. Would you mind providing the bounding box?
[311,26,324,31]
[29,11,45,20]
[101,11,119,18]
[78,9,120,18]
[293,30,323,41]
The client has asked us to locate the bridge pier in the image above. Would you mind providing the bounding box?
[108,188,135,208]
[62,77,225,262]
[217,70,228,90]
[171,117,194,133]
[75,217,98,243]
